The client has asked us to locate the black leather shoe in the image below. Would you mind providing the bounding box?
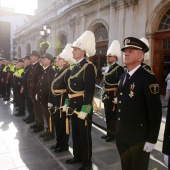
[50,144,60,149]
[78,166,92,170]
[10,100,16,104]
[65,158,81,164]
[23,118,29,122]
[25,119,35,124]
[15,113,25,116]
[105,136,115,142]
[39,131,48,138]
[30,124,38,129]
[54,147,68,153]
[3,97,10,101]
[43,134,55,141]
[101,135,108,139]
[14,104,19,107]
[33,127,44,133]
[0,95,5,98]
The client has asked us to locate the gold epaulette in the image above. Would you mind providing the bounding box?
[86,60,97,77]
[143,67,154,75]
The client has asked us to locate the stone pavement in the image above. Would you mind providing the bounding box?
[0,94,168,170]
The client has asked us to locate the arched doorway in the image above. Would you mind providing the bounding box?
[153,9,170,94]
[90,24,108,81]
[17,47,21,58]
[56,33,67,55]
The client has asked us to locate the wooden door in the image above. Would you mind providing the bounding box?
[89,40,108,82]
[153,31,170,94]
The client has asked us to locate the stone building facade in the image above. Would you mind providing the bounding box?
[13,0,170,92]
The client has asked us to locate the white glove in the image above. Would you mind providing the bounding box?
[48,103,53,108]
[112,97,117,104]
[78,111,87,120]
[143,142,155,152]
[61,104,67,112]
[164,154,169,167]
[35,94,38,100]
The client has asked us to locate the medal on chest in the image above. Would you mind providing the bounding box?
[129,83,135,98]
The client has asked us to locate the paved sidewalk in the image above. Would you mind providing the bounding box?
[0,95,168,170]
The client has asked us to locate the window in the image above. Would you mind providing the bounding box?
[94,25,108,42]
[158,10,170,31]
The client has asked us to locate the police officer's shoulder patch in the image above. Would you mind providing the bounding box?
[149,84,159,94]
[81,104,92,114]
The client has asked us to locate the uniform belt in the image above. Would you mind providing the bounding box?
[105,88,117,92]
[54,89,66,93]
[68,93,84,98]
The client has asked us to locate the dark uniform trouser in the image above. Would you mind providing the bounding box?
[40,104,50,128]
[0,79,5,97]
[71,113,92,167]
[116,140,150,170]
[53,110,69,148]
[16,91,25,114]
[24,92,35,121]
[4,81,11,98]
[31,98,44,128]
[104,102,116,137]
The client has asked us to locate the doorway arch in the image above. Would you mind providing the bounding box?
[90,23,109,81]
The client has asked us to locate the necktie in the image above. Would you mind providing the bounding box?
[123,73,130,86]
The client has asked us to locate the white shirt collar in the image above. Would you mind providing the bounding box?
[127,65,141,77]
[76,58,84,64]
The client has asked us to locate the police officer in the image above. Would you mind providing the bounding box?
[13,59,25,116]
[116,37,162,170]
[27,51,44,133]
[49,44,75,152]
[1,58,11,101]
[35,53,56,138]
[102,40,124,142]
[65,31,97,170]
[22,55,35,123]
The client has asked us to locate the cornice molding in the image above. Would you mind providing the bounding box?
[69,16,80,27]
[112,0,138,10]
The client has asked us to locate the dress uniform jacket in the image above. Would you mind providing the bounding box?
[103,63,124,104]
[22,65,31,93]
[102,63,124,137]
[162,98,170,168]
[36,65,55,106]
[27,62,43,98]
[50,67,71,149]
[116,66,162,169]
[68,58,96,167]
